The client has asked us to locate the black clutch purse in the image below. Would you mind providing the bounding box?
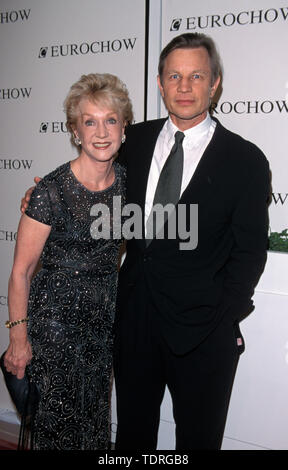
[0,351,40,416]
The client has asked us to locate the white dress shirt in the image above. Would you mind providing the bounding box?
[144,114,216,230]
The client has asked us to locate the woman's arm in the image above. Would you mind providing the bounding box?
[4,213,51,379]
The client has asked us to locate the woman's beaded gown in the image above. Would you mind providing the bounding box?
[25,161,125,450]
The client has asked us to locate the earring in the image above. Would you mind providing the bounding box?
[74,135,81,146]
[121,134,126,144]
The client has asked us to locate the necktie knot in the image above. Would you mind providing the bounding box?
[174,131,185,145]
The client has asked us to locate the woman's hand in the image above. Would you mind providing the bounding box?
[4,339,32,379]
[20,177,42,213]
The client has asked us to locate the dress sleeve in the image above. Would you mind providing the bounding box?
[25,180,52,226]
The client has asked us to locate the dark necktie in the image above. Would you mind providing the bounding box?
[146,130,185,243]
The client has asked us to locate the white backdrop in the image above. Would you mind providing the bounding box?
[1,0,288,451]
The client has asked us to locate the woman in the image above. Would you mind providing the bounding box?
[4,73,133,450]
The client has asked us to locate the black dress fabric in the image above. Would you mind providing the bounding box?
[25,161,125,450]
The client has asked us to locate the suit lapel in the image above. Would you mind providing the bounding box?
[128,119,167,211]
[178,119,226,205]
[125,119,167,249]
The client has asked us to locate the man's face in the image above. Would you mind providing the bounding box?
[157,47,220,131]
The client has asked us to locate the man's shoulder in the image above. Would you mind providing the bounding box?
[126,118,167,137]
[213,118,269,169]
[118,118,167,167]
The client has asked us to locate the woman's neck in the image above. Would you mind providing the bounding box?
[70,155,115,192]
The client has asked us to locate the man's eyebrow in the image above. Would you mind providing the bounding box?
[166,69,210,75]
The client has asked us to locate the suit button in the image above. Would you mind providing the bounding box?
[143,254,152,262]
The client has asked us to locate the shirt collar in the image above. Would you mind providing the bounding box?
[166,113,212,148]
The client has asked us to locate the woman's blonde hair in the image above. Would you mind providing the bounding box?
[64,73,134,135]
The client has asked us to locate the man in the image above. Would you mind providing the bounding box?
[113,33,270,450]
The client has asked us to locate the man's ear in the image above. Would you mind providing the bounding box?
[210,75,221,98]
[157,75,165,98]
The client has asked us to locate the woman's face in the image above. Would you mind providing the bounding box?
[73,98,125,163]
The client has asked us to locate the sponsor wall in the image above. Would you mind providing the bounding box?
[1,0,288,451]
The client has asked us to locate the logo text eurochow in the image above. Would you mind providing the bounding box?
[211,100,288,115]
[39,38,137,58]
[170,7,288,32]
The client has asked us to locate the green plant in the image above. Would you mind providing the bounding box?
[268,229,288,252]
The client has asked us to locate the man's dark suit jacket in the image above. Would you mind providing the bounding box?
[117,117,270,355]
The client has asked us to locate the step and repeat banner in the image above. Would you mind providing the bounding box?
[157,0,288,450]
[0,0,146,411]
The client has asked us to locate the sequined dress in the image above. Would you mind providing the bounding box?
[25,161,125,450]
